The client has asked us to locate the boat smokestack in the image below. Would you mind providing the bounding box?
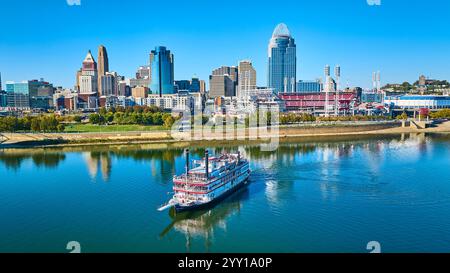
[185,149,190,176]
[205,150,209,179]
[237,151,241,163]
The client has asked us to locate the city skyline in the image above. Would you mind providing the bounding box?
[1,0,450,90]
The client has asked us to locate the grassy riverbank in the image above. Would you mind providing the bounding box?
[2,120,450,149]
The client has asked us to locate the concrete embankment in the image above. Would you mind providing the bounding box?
[1,121,449,148]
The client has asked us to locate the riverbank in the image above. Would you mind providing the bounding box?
[2,121,450,149]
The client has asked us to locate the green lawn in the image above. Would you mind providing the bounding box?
[64,124,168,133]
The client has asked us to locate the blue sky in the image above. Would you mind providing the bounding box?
[1,0,450,89]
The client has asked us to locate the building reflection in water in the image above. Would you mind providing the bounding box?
[83,152,112,182]
[0,151,66,170]
[80,147,186,183]
[160,188,250,252]
[387,133,429,162]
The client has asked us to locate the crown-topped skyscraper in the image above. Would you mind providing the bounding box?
[79,50,98,95]
[268,23,297,93]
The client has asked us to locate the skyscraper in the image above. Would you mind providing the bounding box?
[75,69,82,92]
[97,45,109,96]
[174,76,203,93]
[79,50,98,94]
[190,77,200,93]
[101,72,118,96]
[5,81,31,109]
[268,23,297,93]
[199,80,206,93]
[136,65,150,80]
[211,66,238,97]
[209,75,234,98]
[149,46,175,96]
[238,60,257,98]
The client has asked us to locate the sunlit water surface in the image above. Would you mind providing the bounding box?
[1,133,450,253]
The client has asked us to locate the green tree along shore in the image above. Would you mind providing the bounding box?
[87,106,177,128]
[0,115,65,133]
[430,109,450,119]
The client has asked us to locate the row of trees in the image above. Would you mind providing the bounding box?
[280,113,316,124]
[316,115,390,122]
[0,116,65,133]
[430,109,450,119]
[88,112,177,128]
[280,113,390,124]
[99,105,163,115]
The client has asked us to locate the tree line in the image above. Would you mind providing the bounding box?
[280,113,390,124]
[430,109,450,119]
[88,106,177,128]
[0,115,65,133]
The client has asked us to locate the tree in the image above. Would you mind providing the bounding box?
[142,113,153,125]
[430,109,450,119]
[0,117,17,132]
[31,118,41,132]
[397,112,408,121]
[419,108,429,118]
[116,106,125,113]
[57,124,66,132]
[99,107,107,116]
[105,112,114,123]
[73,115,82,123]
[133,105,144,114]
[163,115,175,128]
[401,82,411,91]
[152,113,163,125]
[89,114,101,124]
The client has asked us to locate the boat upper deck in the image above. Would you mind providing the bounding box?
[174,153,248,185]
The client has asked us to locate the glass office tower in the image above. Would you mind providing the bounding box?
[149,46,175,96]
[268,23,297,93]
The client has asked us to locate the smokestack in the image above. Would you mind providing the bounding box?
[205,150,209,179]
[185,149,190,176]
[237,151,241,164]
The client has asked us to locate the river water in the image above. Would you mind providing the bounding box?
[1,133,450,253]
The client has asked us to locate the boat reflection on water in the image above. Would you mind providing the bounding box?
[160,187,250,251]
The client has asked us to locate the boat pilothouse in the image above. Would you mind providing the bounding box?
[158,149,251,212]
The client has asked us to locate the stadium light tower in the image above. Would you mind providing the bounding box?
[324,65,330,117]
[334,65,341,116]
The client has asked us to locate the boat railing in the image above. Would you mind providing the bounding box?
[173,185,208,192]
[174,174,208,183]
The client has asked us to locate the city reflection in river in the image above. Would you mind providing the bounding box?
[1,133,450,252]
